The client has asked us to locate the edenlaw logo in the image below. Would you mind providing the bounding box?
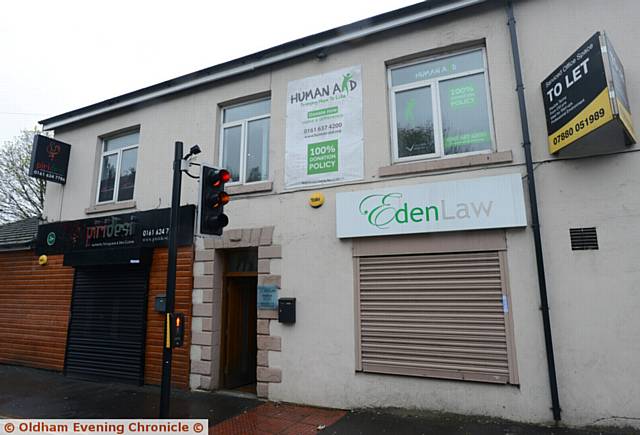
[358,193,494,229]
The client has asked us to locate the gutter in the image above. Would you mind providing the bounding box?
[505,0,562,422]
[41,0,486,131]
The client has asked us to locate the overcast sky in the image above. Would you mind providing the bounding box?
[0,0,419,144]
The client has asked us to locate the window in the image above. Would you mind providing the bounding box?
[220,99,270,184]
[389,48,494,162]
[97,131,139,203]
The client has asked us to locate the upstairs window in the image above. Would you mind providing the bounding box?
[389,48,494,162]
[220,99,270,184]
[97,131,139,203]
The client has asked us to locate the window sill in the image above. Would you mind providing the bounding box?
[85,200,136,215]
[379,151,513,177]
[226,181,273,196]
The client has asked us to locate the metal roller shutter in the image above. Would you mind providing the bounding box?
[65,265,149,384]
[357,251,516,384]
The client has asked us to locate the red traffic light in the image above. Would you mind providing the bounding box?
[212,169,231,186]
[219,169,231,183]
[199,165,230,236]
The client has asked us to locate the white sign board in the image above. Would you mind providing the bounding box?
[336,173,527,238]
[285,65,363,189]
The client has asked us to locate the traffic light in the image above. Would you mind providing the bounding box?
[166,313,185,348]
[199,165,231,235]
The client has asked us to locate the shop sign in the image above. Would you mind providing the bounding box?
[36,205,195,254]
[285,65,363,189]
[336,174,526,238]
[541,32,636,155]
[28,134,71,184]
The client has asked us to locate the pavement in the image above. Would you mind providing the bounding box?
[0,365,258,424]
[1,365,638,435]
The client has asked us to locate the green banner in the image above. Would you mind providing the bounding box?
[307,106,339,119]
[307,140,338,175]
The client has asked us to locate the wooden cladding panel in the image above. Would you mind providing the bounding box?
[144,247,193,389]
[0,251,73,370]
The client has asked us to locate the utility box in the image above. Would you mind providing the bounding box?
[278,298,296,324]
[155,294,166,313]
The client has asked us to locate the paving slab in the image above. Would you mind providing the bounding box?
[210,402,346,435]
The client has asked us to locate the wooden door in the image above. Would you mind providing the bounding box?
[222,276,257,389]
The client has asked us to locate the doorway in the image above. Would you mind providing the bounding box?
[220,249,257,392]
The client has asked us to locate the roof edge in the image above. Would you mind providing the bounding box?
[41,0,486,130]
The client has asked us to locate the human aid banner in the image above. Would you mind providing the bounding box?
[285,66,363,189]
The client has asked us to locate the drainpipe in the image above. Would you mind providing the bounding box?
[505,0,562,422]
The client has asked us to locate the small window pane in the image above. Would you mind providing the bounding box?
[246,118,269,182]
[391,50,484,87]
[439,73,492,155]
[104,132,139,151]
[117,148,138,201]
[98,154,118,202]
[223,99,270,123]
[395,87,435,158]
[222,126,242,182]
[226,249,257,272]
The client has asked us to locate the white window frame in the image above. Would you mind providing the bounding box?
[218,98,271,186]
[388,47,496,164]
[96,132,139,204]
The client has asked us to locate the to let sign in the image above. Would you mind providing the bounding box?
[541,32,635,155]
[29,134,71,184]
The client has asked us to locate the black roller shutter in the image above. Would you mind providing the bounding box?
[65,265,149,384]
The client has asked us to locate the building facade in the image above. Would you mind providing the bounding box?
[16,0,640,429]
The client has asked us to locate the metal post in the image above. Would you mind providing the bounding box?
[159,141,183,418]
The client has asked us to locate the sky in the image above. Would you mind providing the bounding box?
[0,0,419,145]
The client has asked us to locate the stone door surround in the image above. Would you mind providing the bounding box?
[190,227,282,398]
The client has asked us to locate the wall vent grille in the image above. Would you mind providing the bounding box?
[570,227,598,251]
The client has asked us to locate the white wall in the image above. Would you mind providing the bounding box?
[44,0,640,428]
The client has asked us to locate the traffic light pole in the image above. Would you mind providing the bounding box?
[159,141,183,418]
